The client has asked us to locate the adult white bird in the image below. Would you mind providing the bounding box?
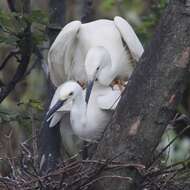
[46,81,123,142]
[48,16,144,87]
[84,46,127,103]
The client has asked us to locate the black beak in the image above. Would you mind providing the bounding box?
[85,80,94,104]
[45,100,66,122]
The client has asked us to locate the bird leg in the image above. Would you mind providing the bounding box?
[77,81,86,89]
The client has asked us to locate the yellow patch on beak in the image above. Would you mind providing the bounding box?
[60,95,68,101]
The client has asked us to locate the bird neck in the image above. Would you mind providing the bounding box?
[70,91,87,132]
[72,91,86,113]
[99,62,115,86]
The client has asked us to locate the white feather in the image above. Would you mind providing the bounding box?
[47,81,122,142]
[48,84,72,127]
[48,21,81,86]
[48,17,143,87]
[114,16,144,61]
[97,88,122,110]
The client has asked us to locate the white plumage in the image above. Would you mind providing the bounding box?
[47,16,143,143]
[48,16,144,87]
[46,81,122,142]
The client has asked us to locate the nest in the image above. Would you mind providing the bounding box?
[0,134,190,190]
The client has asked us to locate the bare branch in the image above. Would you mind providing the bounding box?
[0,49,20,71]
[0,1,32,103]
[7,0,16,12]
[81,0,94,23]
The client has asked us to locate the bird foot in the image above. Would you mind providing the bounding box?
[111,79,127,91]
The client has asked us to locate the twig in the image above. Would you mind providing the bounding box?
[30,109,38,169]
[0,1,32,103]
[4,129,17,179]
[23,45,43,78]
[81,175,132,190]
[0,49,20,70]
[150,124,190,167]
[161,170,179,189]
[82,160,145,170]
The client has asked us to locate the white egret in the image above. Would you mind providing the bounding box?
[48,16,144,87]
[46,81,123,142]
[84,46,129,103]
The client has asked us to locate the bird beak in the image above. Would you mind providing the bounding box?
[45,99,66,122]
[85,80,94,104]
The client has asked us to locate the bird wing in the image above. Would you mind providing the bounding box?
[97,88,122,110]
[114,16,144,62]
[49,112,63,128]
[48,21,81,87]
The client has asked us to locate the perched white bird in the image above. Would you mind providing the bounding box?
[48,16,144,87]
[46,81,122,142]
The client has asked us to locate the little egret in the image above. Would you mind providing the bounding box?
[84,46,129,103]
[48,16,144,87]
[46,81,123,142]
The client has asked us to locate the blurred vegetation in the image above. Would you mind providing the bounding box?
[1,0,189,176]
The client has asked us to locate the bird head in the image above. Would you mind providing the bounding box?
[45,81,82,122]
[85,46,111,104]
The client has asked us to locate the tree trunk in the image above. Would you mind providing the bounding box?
[93,0,190,189]
[39,0,66,175]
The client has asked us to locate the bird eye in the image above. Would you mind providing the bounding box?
[97,66,100,71]
[69,92,73,96]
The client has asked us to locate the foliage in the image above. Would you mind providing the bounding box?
[137,0,169,42]
[100,0,169,43]
[0,7,48,140]
[101,0,115,11]
[0,98,43,134]
[0,9,48,46]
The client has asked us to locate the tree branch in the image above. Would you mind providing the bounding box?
[0,0,32,103]
[38,0,66,176]
[81,0,94,23]
[0,24,32,103]
[0,49,20,71]
[7,0,16,12]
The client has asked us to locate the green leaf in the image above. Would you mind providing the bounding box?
[0,33,18,45]
[32,31,46,45]
[26,10,48,25]
[101,0,115,10]
[18,99,44,111]
[0,11,27,34]
[28,99,44,111]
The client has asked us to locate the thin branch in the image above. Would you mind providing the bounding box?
[81,0,94,23]
[0,28,32,103]
[22,46,43,78]
[150,125,190,167]
[0,49,20,70]
[7,0,16,12]
[81,175,132,189]
[0,1,32,103]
